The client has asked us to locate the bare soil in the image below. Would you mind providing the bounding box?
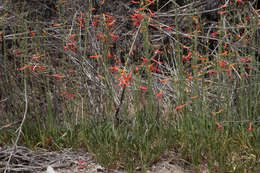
[41,150,196,173]
[1,146,196,173]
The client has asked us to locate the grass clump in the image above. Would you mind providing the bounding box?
[0,0,260,172]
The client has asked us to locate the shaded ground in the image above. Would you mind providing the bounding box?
[1,146,196,173]
[42,151,195,173]
[1,1,259,172]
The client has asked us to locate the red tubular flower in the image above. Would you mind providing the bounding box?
[151,58,163,65]
[36,66,45,71]
[187,72,192,81]
[253,9,260,13]
[29,30,35,37]
[131,13,143,20]
[191,95,198,99]
[78,166,86,169]
[78,22,84,28]
[122,72,132,81]
[148,9,155,17]
[182,51,192,62]
[97,33,108,40]
[52,74,66,81]
[46,137,52,143]
[216,122,222,130]
[117,71,133,87]
[218,60,227,68]
[149,63,160,72]
[211,31,218,37]
[103,13,113,19]
[199,58,207,61]
[131,1,139,4]
[109,33,119,41]
[70,34,76,41]
[240,57,251,63]
[78,160,84,164]
[219,51,228,56]
[236,33,245,39]
[118,80,129,87]
[92,20,100,27]
[135,66,139,72]
[223,69,232,72]
[175,104,186,111]
[141,57,148,65]
[165,26,174,31]
[17,65,31,71]
[131,13,144,27]
[208,70,217,75]
[217,11,226,14]
[14,49,20,54]
[248,122,252,131]
[139,86,147,91]
[154,50,163,54]
[237,0,244,4]
[90,55,101,59]
[155,90,163,97]
[105,19,115,27]
[160,78,170,83]
[137,8,145,11]
[68,70,76,74]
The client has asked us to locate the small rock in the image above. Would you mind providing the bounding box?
[97,165,104,172]
[46,166,56,173]
[135,166,142,171]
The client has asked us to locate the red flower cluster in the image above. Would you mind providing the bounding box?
[131,13,144,27]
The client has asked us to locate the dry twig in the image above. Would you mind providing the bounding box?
[0,146,94,172]
[4,77,28,173]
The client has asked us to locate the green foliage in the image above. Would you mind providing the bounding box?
[0,0,259,172]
